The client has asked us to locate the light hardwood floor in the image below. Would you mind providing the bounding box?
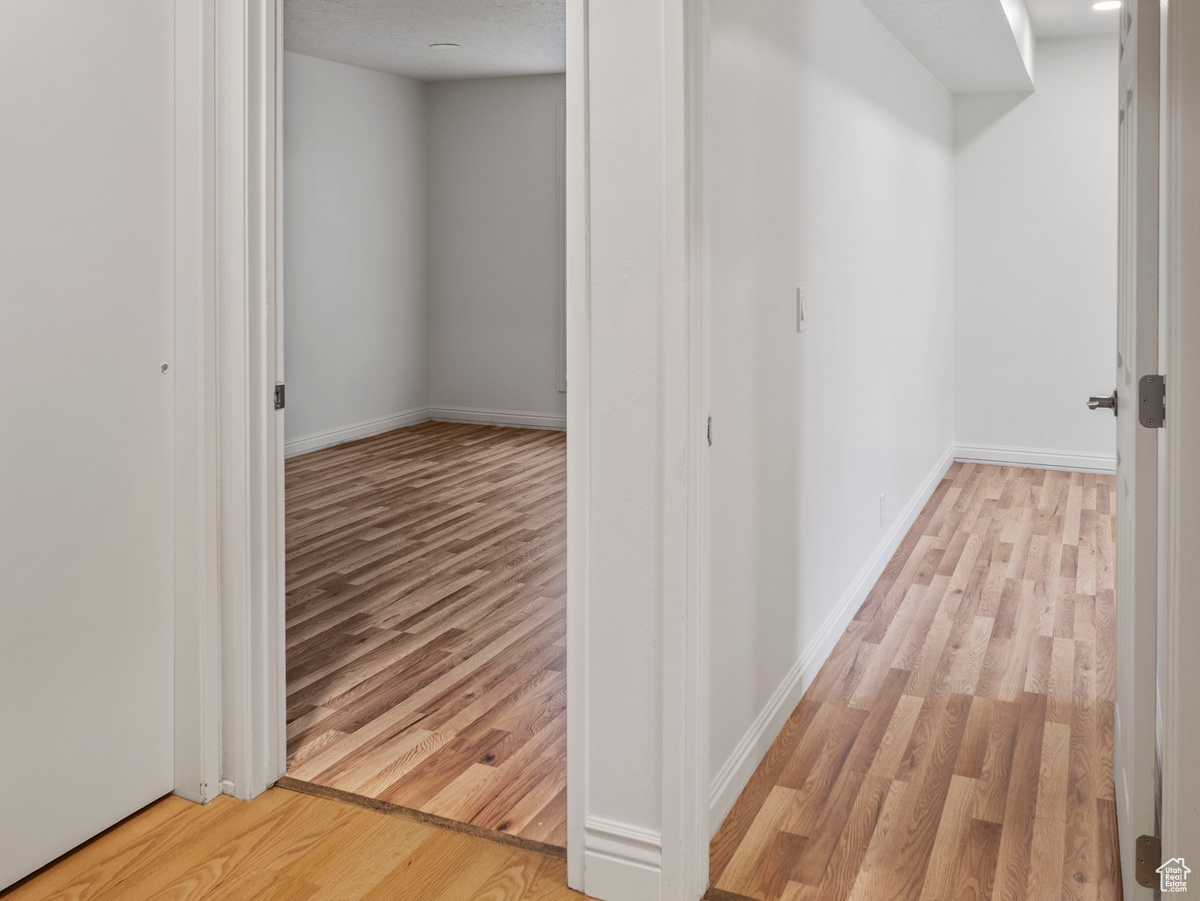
[709,462,1120,901]
[0,788,586,900]
[285,422,566,847]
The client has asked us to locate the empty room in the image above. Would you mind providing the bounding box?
[279,0,569,848]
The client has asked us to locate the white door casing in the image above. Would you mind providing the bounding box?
[564,0,589,885]
[227,2,712,897]
[1112,0,1160,893]
[1159,0,1200,870]
[214,0,286,801]
[174,0,223,810]
[0,2,176,888]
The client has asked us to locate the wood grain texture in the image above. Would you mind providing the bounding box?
[285,422,566,847]
[1,788,587,901]
[274,776,566,860]
[709,463,1118,901]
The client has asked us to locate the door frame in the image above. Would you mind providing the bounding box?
[566,0,710,896]
[658,0,710,895]
[210,0,287,801]
[1158,0,1200,865]
[173,0,223,805]
[185,1,713,896]
[173,0,286,804]
[564,0,588,882]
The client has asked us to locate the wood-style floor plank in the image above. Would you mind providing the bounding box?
[285,422,566,847]
[709,463,1118,901]
[1,788,587,900]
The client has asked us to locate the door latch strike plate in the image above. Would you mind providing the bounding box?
[1138,375,1165,428]
[274,384,285,411]
[1135,834,1161,888]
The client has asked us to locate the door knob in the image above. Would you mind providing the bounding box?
[1088,391,1118,415]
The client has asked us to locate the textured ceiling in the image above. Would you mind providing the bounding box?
[283,0,565,81]
[1026,0,1121,38]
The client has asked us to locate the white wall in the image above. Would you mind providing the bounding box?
[426,75,567,427]
[573,0,678,896]
[284,59,567,449]
[283,52,428,453]
[705,0,956,829]
[954,36,1118,471]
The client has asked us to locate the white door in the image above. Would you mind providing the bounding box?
[0,2,176,889]
[1109,0,1160,893]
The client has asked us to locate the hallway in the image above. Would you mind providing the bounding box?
[709,463,1119,901]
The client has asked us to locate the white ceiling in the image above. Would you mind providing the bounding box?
[858,0,1119,94]
[858,0,1036,93]
[283,0,1116,86]
[283,0,565,81]
[1026,0,1121,37]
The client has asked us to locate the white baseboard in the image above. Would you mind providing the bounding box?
[429,405,566,431]
[284,404,568,457]
[583,817,662,901]
[707,443,956,836]
[284,407,430,458]
[954,442,1115,474]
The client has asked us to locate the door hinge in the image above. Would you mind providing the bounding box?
[1138,374,1165,428]
[274,383,285,411]
[706,416,712,447]
[1135,834,1162,889]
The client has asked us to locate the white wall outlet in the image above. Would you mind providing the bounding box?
[879,493,886,526]
[797,287,808,332]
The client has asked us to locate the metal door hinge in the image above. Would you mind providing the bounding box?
[1139,375,1165,428]
[1135,834,1161,889]
[274,384,285,411]
[707,416,712,447]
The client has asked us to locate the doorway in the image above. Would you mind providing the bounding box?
[278,0,569,850]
